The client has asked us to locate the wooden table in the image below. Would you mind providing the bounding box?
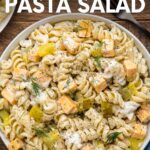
[0,0,150,149]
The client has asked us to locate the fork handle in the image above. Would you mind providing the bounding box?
[130,19,150,38]
[123,13,150,37]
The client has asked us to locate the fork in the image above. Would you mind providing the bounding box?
[102,0,150,37]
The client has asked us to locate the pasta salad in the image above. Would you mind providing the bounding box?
[0,20,150,150]
[0,0,7,22]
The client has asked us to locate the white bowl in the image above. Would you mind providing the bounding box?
[0,13,149,149]
[0,6,16,33]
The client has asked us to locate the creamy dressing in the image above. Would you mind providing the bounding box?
[63,37,75,48]
[21,82,32,91]
[102,59,118,79]
[30,91,48,105]
[36,92,48,104]
[20,39,33,48]
[63,132,82,149]
[101,58,126,86]
[116,101,140,120]
[43,100,57,114]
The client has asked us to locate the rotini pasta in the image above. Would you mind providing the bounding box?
[10,48,26,69]
[95,90,124,107]
[85,108,109,142]
[25,137,48,150]
[0,19,149,150]
[58,115,91,131]
[0,60,12,89]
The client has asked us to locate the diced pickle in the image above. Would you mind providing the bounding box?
[134,80,142,88]
[129,138,143,150]
[128,83,138,95]
[94,57,101,69]
[37,43,56,57]
[95,141,105,150]
[119,83,138,101]
[22,53,29,64]
[78,98,93,112]
[119,87,132,101]
[101,101,112,116]
[0,110,10,125]
[91,41,103,57]
[43,130,60,148]
[29,106,43,122]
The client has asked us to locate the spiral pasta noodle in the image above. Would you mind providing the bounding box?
[131,86,150,103]
[85,108,110,142]
[95,90,124,107]
[64,128,99,144]
[126,47,148,77]
[6,115,24,140]
[25,137,48,150]
[76,73,97,100]
[0,59,12,88]
[108,116,127,129]
[58,115,91,131]
[27,62,39,76]
[107,139,130,150]
[11,48,26,69]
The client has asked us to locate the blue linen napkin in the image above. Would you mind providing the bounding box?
[146,142,150,150]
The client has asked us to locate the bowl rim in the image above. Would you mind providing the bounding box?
[0,13,149,150]
[0,6,16,33]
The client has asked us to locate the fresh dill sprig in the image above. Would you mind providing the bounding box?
[33,127,48,137]
[94,57,101,68]
[99,41,104,47]
[68,92,77,100]
[64,79,71,89]
[73,25,84,32]
[107,132,122,144]
[31,78,40,96]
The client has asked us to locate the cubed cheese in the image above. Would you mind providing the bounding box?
[8,138,24,150]
[13,68,28,81]
[58,96,77,114]
[33,71,51,88]
[63,37,79,54]
[1,85,16,105]
[56,40,66,51]
[123,60,137,81]
[58,78,77,94]
[90,77,107,93]
[131,123,147,139]
[78,20,93,38]
[95,78,107,93]
[136,105,150,123]
[102,39,115,57]
[78,30,87,38]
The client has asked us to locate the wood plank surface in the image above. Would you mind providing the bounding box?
[0,0,150,149]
